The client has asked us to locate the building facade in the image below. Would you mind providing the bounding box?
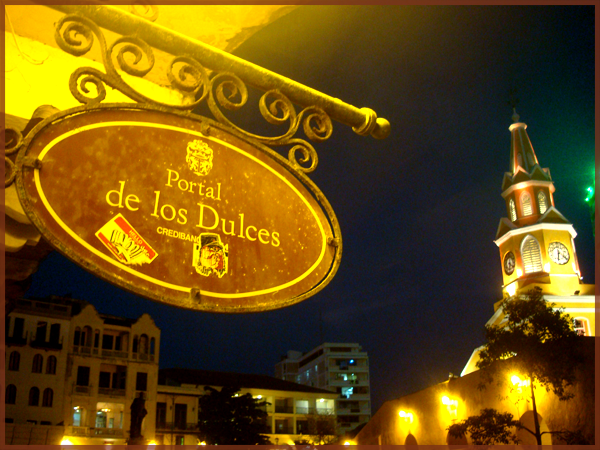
[275,343,371,435]
[5,295,160,445]
[156,368,338,445]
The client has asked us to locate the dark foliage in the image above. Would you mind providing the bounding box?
[447,408,521,445]
[197,385,271,444]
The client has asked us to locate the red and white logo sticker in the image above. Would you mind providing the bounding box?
[96,214,157,266]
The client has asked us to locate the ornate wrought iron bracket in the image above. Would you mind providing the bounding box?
[47,4,390,140]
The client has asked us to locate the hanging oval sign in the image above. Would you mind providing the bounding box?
[15,104,341,312]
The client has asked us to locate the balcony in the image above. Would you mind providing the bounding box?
[6,332,28,346]
[156,422,198,431]
[74,385,91,395]
[131,353,155,362]
[101,349,129,359]
[295,407,315,415]
[65,427,124,437]
[274,405,294,414]
[97,387,126,397]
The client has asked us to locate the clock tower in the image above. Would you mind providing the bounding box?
[493,109,586,298]
[462,110,595,376]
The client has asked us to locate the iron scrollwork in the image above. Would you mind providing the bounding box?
[4,127,23,187]
[53,13,333,173]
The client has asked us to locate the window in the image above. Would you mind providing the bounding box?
[41,421,51,425]
[6,385,17,404]
[139,334,148,354]
[76,366,91,386]
[102,334,114,350]
[341,387,354,399]
[174,404,187,429]
[99,371,112,388]
[82,326,92,347]
[49,323,61,344]
[32,354,44,373]
[521,192,532,216]
[150,337,155,355]
[573,318,590,336]
[537,191,548,214]
[156,402,167,428]
[8,351,20,371]
[132,336,139,353]
[73,327,81,346]
[176,436,185,445]
[136,372,148,391]
[94,330,100,348]
[46,355,57,374]
[521,235,542,273]
[42,388,53,407]
[509,199,517,221]
[73,408,83,426]
[35,321,48,343]
[29,387,40,406]
[13,317,25,340]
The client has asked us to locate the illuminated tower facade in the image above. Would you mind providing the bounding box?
[462,111,595,376]
[494,110,585,298]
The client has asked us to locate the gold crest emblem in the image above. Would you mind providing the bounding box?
[186,139,213,176]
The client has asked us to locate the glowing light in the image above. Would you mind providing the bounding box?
[398,410,414,423]
[441,396,458,415]
[505,283,517,297]
[61,439,73,445]
[510,374,530,388]
[511,375,521,385]
[544,263,551,273]
[148,441,157,446]
[516,269,523,277]
[199,442,207,446]
[256,395,262,399]
[319,398,325,403]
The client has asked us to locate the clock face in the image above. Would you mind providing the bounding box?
[503,251,516,275]
[548,242,570,265]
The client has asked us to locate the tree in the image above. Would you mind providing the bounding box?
[197,386,271,444]
[450,288,584,445]
[448,408,521,445]
[304,412,339,444]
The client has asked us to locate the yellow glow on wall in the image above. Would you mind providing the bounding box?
[441,395,458,417]
[516,268,523,277]
[505,283,517,297]
[60,439,73,445]
[398,410,414,423]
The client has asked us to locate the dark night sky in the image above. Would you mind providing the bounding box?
[25,5,595,414]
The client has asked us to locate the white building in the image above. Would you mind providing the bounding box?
[156,368,338,445]
[5,295,160,445]
[275,343,371,435]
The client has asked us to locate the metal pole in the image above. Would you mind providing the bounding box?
[47,4,390,140]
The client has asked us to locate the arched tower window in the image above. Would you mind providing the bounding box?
[537,191,548,214]
[150,337,155,355]
[32,354,43,373]
[46,355,57,374]
[521,235,543,273]
[521,192,532,216]
[82,326,93,347]
[139,334,149,354]
[509,199,517,221]
[6,384,17,404]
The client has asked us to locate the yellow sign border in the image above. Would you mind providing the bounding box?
[34,121,327,299]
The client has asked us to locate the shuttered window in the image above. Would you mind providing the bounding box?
[537,191,547,214]
[521,192,532,216]
[521,235,542,273]
[509,199,517,221]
